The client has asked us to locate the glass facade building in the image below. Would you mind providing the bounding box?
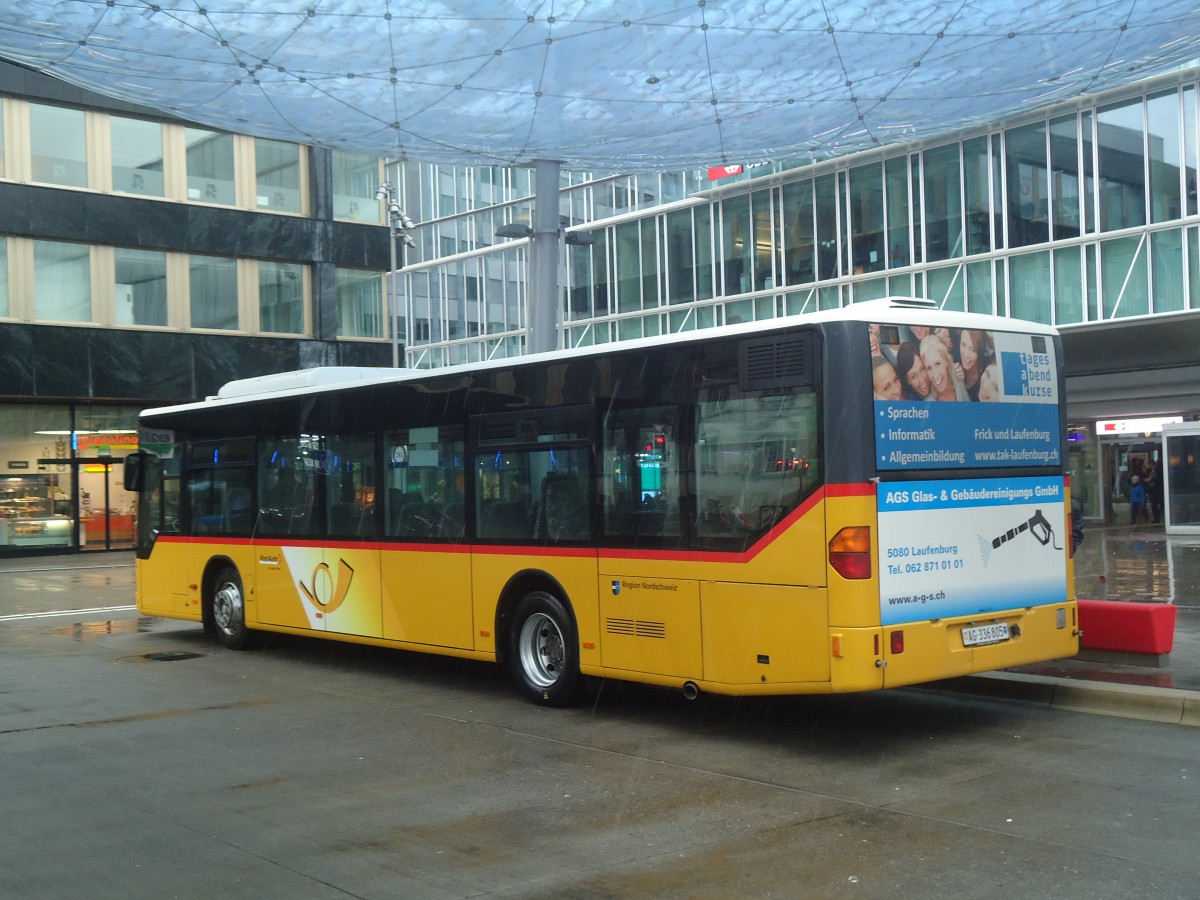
[0,61,392,555]
[392,68,1200,524]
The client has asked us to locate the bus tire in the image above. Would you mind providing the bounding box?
[507,591,585,707]
[210,566,258,650]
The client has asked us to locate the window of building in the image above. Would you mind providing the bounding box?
[0,237,7,317]
[111,116,164,197]
[849,163,885,274]
[114,247,168,327]
[885,157,911,268]
[966,259,995,315]
[258,261,305,334]
[1049,115,1082,240]
[757,188,781,289]
[254,138,302,213]
[1009,250,1051,324]
[335,267,383,338]
[665,208,695,305]
[189,254,238,330]
[615,220,642,312]
[0,97,5,178]
[721,194,752,294]
[1097,99,1147,232]
[640,216,660,305]
[1006,122,1049,248]
[1151,229,1186,313]
[29,103,87,188]
[814,174,839,280]
[924,144,963,261]
[34,240,91,322]
[1147,90,1183,224]
[782,180,815,285]
[1100,235,1149,318]
[185,127,235,205]
[331,152,376,223]
[1185,86,1198,219]
[1054,245,1084,324]
[963,136,994,255]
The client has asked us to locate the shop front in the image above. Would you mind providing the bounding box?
[1067,416,1182,525]
[0,403,140,555]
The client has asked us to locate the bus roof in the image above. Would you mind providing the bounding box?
[139,297,1058,420]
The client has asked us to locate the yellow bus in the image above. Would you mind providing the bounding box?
[124,298,1078,706]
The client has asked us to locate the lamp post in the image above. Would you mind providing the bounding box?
[376,181,415,367]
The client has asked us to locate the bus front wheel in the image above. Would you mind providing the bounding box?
[508,591,584,707]
[210,566,258,650]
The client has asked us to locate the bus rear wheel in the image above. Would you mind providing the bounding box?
[508,591,584,707]
[210,566,258,650]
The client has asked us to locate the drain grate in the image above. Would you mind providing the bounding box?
[142,651,203,662]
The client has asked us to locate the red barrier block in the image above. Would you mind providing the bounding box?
[1077,599,1177,655]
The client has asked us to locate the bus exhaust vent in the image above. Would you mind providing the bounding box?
[739,334,814,390]
[606,618,667,639]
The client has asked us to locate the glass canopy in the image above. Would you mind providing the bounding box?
[0,1,1196,171]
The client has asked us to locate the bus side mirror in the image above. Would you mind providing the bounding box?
[124,451,147,492]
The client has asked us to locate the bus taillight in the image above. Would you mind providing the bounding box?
[829,526,871,580]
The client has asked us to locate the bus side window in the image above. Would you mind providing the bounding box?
[257,437,319,536]
[695,390,820,541]
[188,438,254,535]
[325,433,376,539]
[384,427,465,541]
[601,406,680,544]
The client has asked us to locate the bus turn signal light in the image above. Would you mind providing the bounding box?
[829,526,871,579]
[890,630,905,654]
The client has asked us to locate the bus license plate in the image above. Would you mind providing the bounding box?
[962,623,1010,647]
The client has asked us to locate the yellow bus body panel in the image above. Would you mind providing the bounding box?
[135,542,199,621]
[381,544,474,648]
[699,582,830,686]
[470,549,599,664]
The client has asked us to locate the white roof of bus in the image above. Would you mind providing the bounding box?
[140,298,1058,419]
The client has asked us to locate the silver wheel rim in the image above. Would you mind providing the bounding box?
[518,612,564,689]
[213,581,243,636]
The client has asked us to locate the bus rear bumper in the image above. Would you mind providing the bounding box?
[880,602,1079,689]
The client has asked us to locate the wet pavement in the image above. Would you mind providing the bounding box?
[4,529,1199,723]
[1004,522,1200,698]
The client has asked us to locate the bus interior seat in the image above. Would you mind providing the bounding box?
[536,473,589,540]
[480,499,531,539]
[441,500,465,539]
[330,502,372,537]
[398,501,438,538]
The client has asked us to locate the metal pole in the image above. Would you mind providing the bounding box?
[528,158,561,354]
[388,214,399,368]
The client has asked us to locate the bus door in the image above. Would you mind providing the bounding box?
[380,426,473,649]
[254,434,381,638]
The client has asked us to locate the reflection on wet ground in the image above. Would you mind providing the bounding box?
[1073,523,1200,606]
[1012,522,1200,692]
[56,617,155,639]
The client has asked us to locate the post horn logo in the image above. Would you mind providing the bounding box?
[297,558,355,615]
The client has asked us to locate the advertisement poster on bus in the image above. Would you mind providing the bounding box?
[869,323,1062,470]
[877,475,1068,625]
